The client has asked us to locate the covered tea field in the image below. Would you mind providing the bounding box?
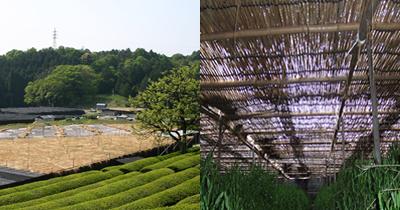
[200,0,400,209]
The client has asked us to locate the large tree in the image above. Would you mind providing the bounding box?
[131,65,199,153]
[24,65,100,106]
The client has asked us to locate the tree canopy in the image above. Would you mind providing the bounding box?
[131,64,199,152]
[0,47,198,107]
[24,65,100,106]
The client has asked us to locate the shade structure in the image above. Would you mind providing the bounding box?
[200,0,400,179]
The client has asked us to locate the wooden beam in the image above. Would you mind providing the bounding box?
[226,110,400,120]
[243,128,400,135]
[201,105,294,179]
[201,22,400,41]
[201,74,400,89]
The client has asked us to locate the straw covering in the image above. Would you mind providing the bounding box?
[200,0,400,179]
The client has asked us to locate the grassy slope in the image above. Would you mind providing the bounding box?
[0,147,200,210]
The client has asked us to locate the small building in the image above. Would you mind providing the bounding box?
[96,103,107,110]
[35,115,56,121]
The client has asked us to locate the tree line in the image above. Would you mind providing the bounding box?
[0,47,199,107]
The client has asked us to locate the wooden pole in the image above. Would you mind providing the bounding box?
[341,122,346,168]
[201,23,400,41]
[201,106,294,179]
[217,113,224,167]
[368,38,382,164]
[201,74,400,89]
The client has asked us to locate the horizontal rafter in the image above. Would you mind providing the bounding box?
[201,22,400,41]
[201,74,400,89]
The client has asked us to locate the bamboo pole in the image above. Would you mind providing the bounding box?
[201,105,294,179]
[201,22,400,41]
[368,37,382,164]
[201,74,400,89]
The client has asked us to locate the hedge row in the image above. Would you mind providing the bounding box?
[0,170,123,206]
[115,176,200,210]
[167,155,200,172]
[60,167,200,210]
[151,204,199,210]
[102,157,160,172]
[0,171,141,209]
[24,168,174,210]
[176,194,200,205]
[0,170,99,197]
[101,149,199,172]
[157,151,182,160]
[141,153,196,172]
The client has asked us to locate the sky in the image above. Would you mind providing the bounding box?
[0,0,199,56]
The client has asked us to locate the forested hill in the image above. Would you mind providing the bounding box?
[0,47,199,107]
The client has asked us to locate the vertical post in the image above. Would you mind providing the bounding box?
[217,115,224,167]
[367,38,382,164]
[341,121,346,168]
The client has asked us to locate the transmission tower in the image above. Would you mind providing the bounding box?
[52,28,57,48]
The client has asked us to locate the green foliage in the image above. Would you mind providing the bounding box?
[200,155,309,210]
[314,144,400,210]
[167,155,200,172]
[131,65,199,152]
[118,157,161,172]
[0,47,198,107]
[0,170,122,206]
[141,153,195,172]
[0,170,98,197]
[92,94,129,107]
[271,182,310,210]
[24,65,100,106]
[0,171,141,209]
[176,194,200,205]
[0,148,200,209]
[61,167,200,210]
[115,176,200,209]
[313,185,336,210]
[151,204,199,210]
[25,168,174,210]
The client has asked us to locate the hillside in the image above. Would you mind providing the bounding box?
[0,47,199,107]
[0,147,200,210]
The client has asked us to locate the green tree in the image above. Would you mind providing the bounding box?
[131,65,199,153]
[24,65,100,106]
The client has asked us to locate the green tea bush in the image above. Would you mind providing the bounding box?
[157,151,182,160]
[0,170,122,206]
[112,157,161,172]
[0,171,141,209]
[151,204,199,210]
[314,144,400,210]
[176,194,200,205]
[60,167,200,210]
[23,168,174,210]
[313,185,335,210]
[141,153,194,172]
[167,155,200,172]
[0,170,98,196]
[271,182,310,210]
[115,176,200,209]
[200,154,309,210]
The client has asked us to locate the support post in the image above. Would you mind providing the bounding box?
[341,122,346,168]
[367,38,382,164]
[217,113,224,167]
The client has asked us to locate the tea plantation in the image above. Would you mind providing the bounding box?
[0,148,200,210]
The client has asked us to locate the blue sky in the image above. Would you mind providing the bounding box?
[0,0,199,56]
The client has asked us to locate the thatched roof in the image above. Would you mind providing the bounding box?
[200,0,400,179]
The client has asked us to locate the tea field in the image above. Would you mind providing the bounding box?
[0,147,200,210]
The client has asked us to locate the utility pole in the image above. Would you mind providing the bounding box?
[53,28,57,48]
